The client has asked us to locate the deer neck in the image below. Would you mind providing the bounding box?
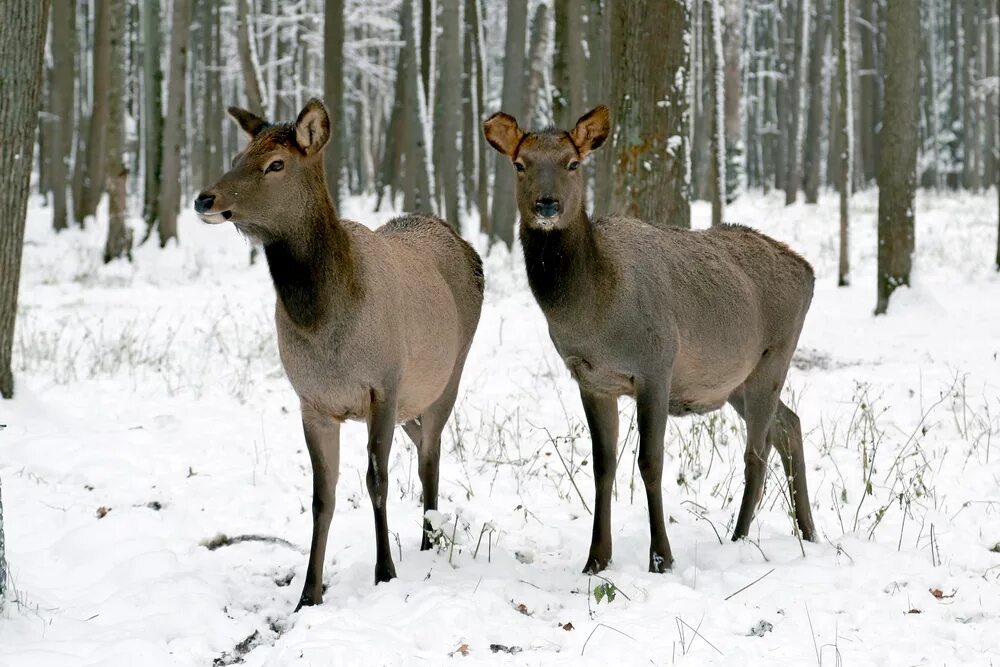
[519,209,607,320]
[262,195,360,330]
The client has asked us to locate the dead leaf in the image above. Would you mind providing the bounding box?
[96,506,111,519]
[929,588,957,599]
[514,602,530,616]
[561,622,575,631]
[906,608,922,614]
[449,643,470,657]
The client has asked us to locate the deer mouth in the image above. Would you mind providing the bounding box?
[532,214,560,229]
[199,210,233,224]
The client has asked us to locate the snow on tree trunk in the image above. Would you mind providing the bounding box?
[522,3,550,129]
[142,0,164,242]
[157,0,191,247]
[837,0,852,286]
[237,0,267,117]
[709,0,726,227]
[589,0,614,216]
[78,0,111,222]
[0,0,50,399]
[490,0,528,247]
[875,0,920,314]
[611,0,690,229]
[468,0,490,234]
[104,0,132,264]
[553,0,585,130]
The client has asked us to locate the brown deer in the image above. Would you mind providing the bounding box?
[484,106,816,575]
[195,99,484,609]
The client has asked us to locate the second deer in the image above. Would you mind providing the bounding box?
[484,105,817,575]
[195,99,484,609]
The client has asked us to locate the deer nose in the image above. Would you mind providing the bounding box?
[534,196,561,218]
[194,192,215,214]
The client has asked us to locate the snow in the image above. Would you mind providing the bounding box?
[2,189,1000,665]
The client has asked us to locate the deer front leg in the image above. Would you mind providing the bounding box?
[636,383,673,573]
[296,409,341,611]
[367,388,399,584]
[580,389,619,574]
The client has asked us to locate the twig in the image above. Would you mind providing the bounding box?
[675,616,723,656]
[580,623,637,657]
[724,567,775,601]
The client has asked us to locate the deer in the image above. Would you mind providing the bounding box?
[194,99,484,610]
[483,106,817,575]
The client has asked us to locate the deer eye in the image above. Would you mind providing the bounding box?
[568,160,580,171]
[265,160,284,174]
[514,161,526,172]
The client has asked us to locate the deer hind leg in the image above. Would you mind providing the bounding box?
[770,401,817,541]
[297,410,341,611]
[415,354,468,551]
[729,351,793,541]
[636,383,673,573]
[580,388,619,574]
[367,389,399,584]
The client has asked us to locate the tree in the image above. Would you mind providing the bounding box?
[157,0,192,246]
[142,0,164,242]
[875,0,920,314]
[104,0,132,263]
[611,0,690,228]
[553,0,585,129]
[836,0,852,286]
[324,0,345,210]
[708,0,725,226]
[466,0,489,234]
[0,0,50,399]
[49,0,75,231]
[803,0,829,203]
[589,0,614,215]
[236,0,267,116]
[435,0,461,227]
[522,3,550,128]
[858,0,882,185]
[77,0,111,222]
[490,0,527,247]
[785,0,810,205]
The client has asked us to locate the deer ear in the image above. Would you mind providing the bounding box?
[571,105,611,157]
[295,98,331,156]
[483,112,525,158]
[227,106,266,138]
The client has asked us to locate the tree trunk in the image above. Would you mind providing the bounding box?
[611,0,690,228]
[785,0,811,205]
[78,0,111,221]
[376,39,406,211]
[142,0,163,242]
[858,0,880,185]
[962,0,980,190]
[722,0,744,203]
[708,0,725,226]
[553,0,585,129]
[837,0,852,286]
[803,0,829,203]
[436,0,461,227]
[875,0,919,314]
[490,0,527,247]
[324,0,344,210]
[0,474,6,599]
[1,0,50,399]
[104,0,131,263]
[157,0,191,247]
[468,0,489,234]
[403,0,435,213]
[460,0,476,215]
[589,0,614,215]
[49,0,76,231]
[237,0,267,116]
[522,3,550,128]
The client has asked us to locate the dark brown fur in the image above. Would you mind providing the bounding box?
[485,106,816,575]
[197,99,484,609]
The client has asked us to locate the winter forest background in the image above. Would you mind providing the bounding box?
[2,0,1000,665]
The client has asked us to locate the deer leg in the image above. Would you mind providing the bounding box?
[579,389,619,574]
[636,384,673,573]
[770,401,817,542]
[367,389,399,584]
[415,360,465,550]
[296,410,341,610]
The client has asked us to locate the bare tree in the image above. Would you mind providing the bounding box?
[436,0,461,227]
[324,0,345,210]
[157,0,191,246]
[1,0,50,399]
[611,0,690,228]
[836,0,852,286]
[467,0,489,234]
[785,0,810,205]
[708,0,725,226]
[77,0,111,222]
[49,0,76,231]
[142,0,164,241]
[803,0,829,203]
[104,0,131,263]
[490,0,527,247]
[522,3,550,128]
[875,0,920,313]
[553,0,585,129]
[237,0,267,116]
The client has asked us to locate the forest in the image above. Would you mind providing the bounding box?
[1,1,1000,665]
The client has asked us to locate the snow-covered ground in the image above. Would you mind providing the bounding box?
[2,190,999,666]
